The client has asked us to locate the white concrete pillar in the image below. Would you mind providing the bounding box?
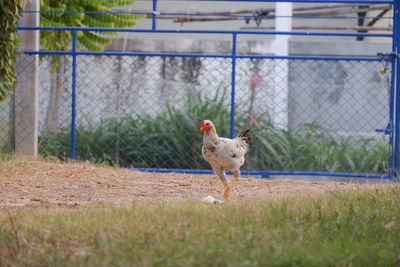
[272,2,292,129]
[14,1,39,156]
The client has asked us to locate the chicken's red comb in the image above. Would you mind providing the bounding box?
[200,120,205,126]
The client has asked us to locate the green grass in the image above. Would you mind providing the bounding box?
[1,186,399,266]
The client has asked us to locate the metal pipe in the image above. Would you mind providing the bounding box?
[230,33,237,139]
[169,3,390,15]
[394,0,400,179]
[17,26,393,37]
[241,26,392,31]
[22,50,386,61]
[70,30,77,160]
[132,168,390,179]
[171,5,392,22]
[385,0,398,179]
[388,55,395,179]
[152,0,157,30]
[22,7,393,20]
[366,8,391,26]
[172,15,391,23]
[23,3,391,13]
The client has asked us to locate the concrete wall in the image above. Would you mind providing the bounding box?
[127,1,392,43]
[288,40,391,138]
[35,39,391,142]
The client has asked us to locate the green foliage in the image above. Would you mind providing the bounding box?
[248,122,388,173]
[40,0,144,50]
[1,187,400,265]
[40,88,231,169]
[40,0,145,65]
[39,89,389,174]
[0,0,25,101]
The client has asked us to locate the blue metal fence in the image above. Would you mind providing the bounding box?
[14,0,400,179]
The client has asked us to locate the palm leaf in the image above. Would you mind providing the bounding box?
[41,0,143,51]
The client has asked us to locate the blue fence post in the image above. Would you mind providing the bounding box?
[70,30,77,159]
[387,54,395,179]
[152,0,158,30]
[230,33,237,139]
[393,0,400,179]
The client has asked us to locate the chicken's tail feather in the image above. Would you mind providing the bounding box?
[237,128,252,146]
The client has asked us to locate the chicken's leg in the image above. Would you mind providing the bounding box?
[223,170,240,200]
[212,166,229,199]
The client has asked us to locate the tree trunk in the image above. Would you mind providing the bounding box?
[46,56,65,132]
[247,58,261,126]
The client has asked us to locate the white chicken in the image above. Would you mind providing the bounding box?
[200,120,252,200]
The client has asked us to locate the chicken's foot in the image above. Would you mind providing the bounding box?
[223,175,240,200]
[223,184,231,199]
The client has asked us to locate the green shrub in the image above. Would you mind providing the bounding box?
[39,89,389,174]
[0,0,25,101]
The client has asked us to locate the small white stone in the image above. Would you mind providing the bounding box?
[202,195,223,204]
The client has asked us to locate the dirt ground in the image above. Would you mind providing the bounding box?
[0,157,390,208]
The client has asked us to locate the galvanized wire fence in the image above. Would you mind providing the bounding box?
[4,0,399,178]
[0,97,13,152]
[14,54,389,174]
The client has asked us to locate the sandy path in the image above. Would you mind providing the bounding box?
[0,157,387,207]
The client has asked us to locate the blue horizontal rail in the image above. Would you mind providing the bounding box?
[133,168,390,179]
[22,50,385,61]
[17,26,393,38]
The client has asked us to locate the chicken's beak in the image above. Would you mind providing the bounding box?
[200,126,204,131]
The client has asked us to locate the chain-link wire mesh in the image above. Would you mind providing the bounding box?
[3,53,391,174]
[34,55,72,159]
[235,58,390,173]
[72,55,232,168]
[0,97,13,153]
